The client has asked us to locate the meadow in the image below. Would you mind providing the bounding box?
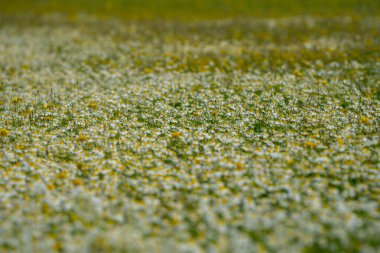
[0,1,380,252]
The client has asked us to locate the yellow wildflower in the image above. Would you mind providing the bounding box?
[0,128,9,137]
[77,135,88,142]
[171,132,182,138]
[359,116,370,125]
[305,141,316,148]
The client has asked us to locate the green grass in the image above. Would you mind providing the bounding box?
[0,0,380,19]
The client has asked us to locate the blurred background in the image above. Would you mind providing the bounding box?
[0,0,379,20]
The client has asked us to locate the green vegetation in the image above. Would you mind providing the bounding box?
[0,1,379,253]
[0,0,380,19]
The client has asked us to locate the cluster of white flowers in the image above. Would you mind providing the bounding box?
[0,14,379,253]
